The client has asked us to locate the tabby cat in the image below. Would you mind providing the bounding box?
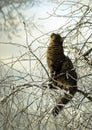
[47,33,77,116]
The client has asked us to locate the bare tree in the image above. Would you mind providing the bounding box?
[0,0,92,130]
[0,0,41,38]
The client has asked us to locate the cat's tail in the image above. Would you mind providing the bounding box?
[52,86,77,116]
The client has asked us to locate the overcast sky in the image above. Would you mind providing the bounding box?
[0,1,66,59]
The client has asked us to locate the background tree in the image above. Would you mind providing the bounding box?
[0,0,92,130]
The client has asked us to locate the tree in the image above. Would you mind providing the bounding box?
[0,0,92,130]
[0,0,41,38]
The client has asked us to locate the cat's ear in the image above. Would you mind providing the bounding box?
[61,37,66,43]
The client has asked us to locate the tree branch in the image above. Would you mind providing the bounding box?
[47,83,92,102]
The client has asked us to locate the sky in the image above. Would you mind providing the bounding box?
[0,1,67,59]
[0,0,91,54]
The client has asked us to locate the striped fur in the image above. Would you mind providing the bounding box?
[46,33,77,116]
